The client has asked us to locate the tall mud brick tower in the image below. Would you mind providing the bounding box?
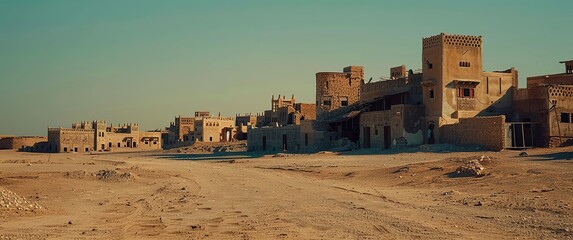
[421,33,483,142]
[316,66,364,118]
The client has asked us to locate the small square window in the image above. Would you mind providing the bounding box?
[323,100,331,106]
[561,113,570,123]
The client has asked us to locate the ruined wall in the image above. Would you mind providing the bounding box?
[359,105,424,149]
[0,136,47,150]
[316,66,363,118]
[440,115,506,151]
[247,125,301,152]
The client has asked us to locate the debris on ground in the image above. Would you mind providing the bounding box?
[273,153,292,158]
[393,166,410,174]
[519,151,528,157]
[0,187,43,212]
[455,160,486,177]
[95,170,133,181]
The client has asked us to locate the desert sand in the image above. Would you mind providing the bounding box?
[0,146,572,239]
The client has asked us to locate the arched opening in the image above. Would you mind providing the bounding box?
[427,123,436,145]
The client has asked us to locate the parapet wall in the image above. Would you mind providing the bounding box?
[440,115,506,151]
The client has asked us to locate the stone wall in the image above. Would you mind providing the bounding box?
[295,103,316,120]
[440,115,506,151]
[0,136,47,150]
[247,125,301,152]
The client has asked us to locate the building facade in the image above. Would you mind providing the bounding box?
[46,121,161,153]
[316,66,364,118]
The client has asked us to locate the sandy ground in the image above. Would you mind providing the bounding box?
[0,146,572,239]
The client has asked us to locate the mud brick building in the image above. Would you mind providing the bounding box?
[44,120,161,153]
[512,61,573,147]
[248,32,572,152]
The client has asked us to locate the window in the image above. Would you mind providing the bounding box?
[458,87,475,98]
[426,60,433,69]
[117,142,121,147]
[326,81,329,89]
[374,128,378,135]
[340,97,348,106]
[561,113,570,123]
[209,137,213,142]
[85,148,89,152]
[323,100,331,106]
[64,147,67,152]
[459,62,470,68]
[429,89,435,99]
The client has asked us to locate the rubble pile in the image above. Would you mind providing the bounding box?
[95,169,133,181]
[0,187,43,212]
[175,141,247,153]
[456,159,486,177]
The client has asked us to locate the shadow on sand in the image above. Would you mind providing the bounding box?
[338,144,486,156]
[528,151,573,161]
[152,151,267,161]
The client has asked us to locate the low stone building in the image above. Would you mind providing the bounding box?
[511,61,573,147]
[46,120,161,153]
[193,116,235,142]
[247,125,301,152]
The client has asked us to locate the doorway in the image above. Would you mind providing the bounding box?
[262,136,267,151]
[363,127,371,148]
[282,134,288,151]
[427,123,436,144]
[383,126,391,149]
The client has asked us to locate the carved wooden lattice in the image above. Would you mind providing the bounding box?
[458,98,476,110]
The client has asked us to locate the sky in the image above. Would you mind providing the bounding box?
[1,0,572,136]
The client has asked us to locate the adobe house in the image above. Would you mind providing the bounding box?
[512,61,573,147]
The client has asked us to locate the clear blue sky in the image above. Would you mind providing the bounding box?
[1,0,571,135]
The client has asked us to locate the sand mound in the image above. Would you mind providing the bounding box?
[0,186,43,212]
